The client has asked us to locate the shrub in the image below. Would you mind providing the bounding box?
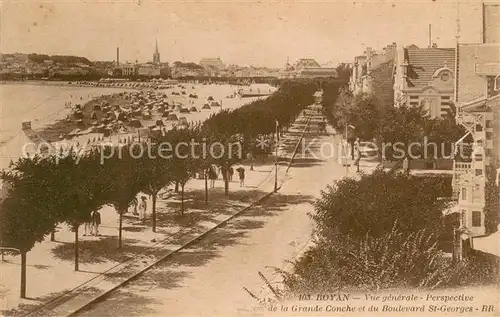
[280,227,465,293]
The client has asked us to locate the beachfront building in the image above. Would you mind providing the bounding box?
[137,64,161,77]
[393,44,456,118]
[120,63,138,77]
[199,57,225,70]
[295,67,338,79]
[279,58,337,79]
[452,3,500,250]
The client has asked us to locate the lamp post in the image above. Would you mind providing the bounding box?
[275,120,279,192]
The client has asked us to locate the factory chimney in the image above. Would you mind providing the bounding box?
[116,47,120,67]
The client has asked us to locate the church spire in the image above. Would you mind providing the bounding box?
[153,39,161,65]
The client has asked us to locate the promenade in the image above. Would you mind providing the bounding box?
[0,106,314,317]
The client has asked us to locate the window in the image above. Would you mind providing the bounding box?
[461,188,467,200]
[441,72,450,82]
[472,211,481,227]
[487,75,500,98]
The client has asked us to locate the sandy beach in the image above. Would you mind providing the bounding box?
[0,82,265,163]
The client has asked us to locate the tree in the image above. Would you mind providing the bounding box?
[139,143,173,232]
[378,104,426,165]
[0,156,62,298]
[312,169,448,241]
[58,149,111,270]
[103,145,147,248]
[167,127,201,216]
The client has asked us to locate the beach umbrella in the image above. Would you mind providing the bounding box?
[190,106,198,112]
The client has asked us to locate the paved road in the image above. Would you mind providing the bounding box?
[75,114,345,317]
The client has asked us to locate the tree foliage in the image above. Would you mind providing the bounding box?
[312,169,448,241]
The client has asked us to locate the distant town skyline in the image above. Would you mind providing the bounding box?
[1,0,484,68]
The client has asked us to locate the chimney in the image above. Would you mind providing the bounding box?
[116,47,120,67]
[428,24,432,48]
[22,121,32,130]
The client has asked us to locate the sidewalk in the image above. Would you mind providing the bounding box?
[0,107,312,317]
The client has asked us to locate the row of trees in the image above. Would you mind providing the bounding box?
[0,79,320,298]
[322,87,467,163]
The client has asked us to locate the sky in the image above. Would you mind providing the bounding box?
[0,0,485,68]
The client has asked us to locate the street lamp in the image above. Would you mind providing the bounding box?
[274,120,279,192]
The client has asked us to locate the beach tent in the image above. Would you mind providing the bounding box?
[207,96,214,101]
[178,117,188,126]
[210,101,221,107]
[166,113,179,121]
[180,108,190,114]
[116,112,128,121]
[190,106,198,112]
[202,104,211,110]
[162,110,171,117]
[129,119,142,128]
[90,110,104,121]
[73,110,84,119]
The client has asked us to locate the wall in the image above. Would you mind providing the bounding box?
[484,4,500,43]
[457,44,500,103]
[371,59,395,110]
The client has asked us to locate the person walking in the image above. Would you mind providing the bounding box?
[130,196,139,216]
[83,212,93,236]
[236,167,245,187]
[139,196,147,220]
[228,166,234,182]
[208,166,217,188]
[91,210,101,236]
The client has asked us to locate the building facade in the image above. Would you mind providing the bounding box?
[453,2,500,241]
[393,45,455,118]
[349,43,397,109]
[199,57,225,70]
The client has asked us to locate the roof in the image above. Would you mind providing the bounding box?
[405,47,455,88]
[297,68,338,78]
[295,59,321,69]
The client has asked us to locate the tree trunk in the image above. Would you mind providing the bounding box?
[224,170,229,197]
[74,225,79,271]
[180,184,185,216]
[204,169,208,205]
[152,193,157,233]
[118,209,123,249]
[175,181,179,193]
[20,251,27,299]
[50,228,55,242]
